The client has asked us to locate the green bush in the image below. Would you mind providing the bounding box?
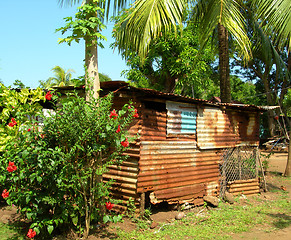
[0,92,137,239]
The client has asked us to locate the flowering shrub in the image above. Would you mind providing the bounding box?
[0,92,137,239]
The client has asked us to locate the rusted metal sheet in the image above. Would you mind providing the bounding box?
[197,106,260,149]
[230,111,260,145]
[197,106,238,149]
[139,140,221,204]
[227,178,260,196]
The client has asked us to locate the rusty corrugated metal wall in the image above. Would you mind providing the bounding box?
[196,106,260,149]
[138,102,221,205]
[103,91,261,208]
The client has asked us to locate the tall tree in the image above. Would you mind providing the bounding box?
[58,0,290,102]
[58,0,108,100]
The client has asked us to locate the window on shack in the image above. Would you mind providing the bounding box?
[166,101,197,135]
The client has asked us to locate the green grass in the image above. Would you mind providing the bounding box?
[0,222,24,240]
[114,191,291,240]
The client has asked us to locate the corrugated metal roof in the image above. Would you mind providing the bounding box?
[100,81,265,112]
[52,81,266,112]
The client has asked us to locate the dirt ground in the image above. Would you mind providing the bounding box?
[231,151,291,240]
[0,151,290,240]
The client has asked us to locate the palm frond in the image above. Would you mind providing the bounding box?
[58,0,83,7]
[252,0,291,50]
[252,20,286,76]
[115,0,185,60]
[195,0,251,61]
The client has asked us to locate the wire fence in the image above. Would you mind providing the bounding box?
[219,146,259,198]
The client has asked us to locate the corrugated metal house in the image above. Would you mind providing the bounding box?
[98,81,263,211]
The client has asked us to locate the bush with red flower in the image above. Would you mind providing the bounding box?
[0,92,137,239]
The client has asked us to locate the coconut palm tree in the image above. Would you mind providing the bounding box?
[39,66,75,88]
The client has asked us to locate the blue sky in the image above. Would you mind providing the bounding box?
[0,1,128,88]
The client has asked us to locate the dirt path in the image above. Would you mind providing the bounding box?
[266,151,288,175]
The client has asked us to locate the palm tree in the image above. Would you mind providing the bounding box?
[250,0,290,176]
[39,66,75,88]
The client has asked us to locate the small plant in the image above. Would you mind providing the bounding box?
[261,152,273,174]
[126,197,137,218]
[143,208,152,220]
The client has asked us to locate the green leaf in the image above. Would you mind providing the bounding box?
[26,212,34,219]
[47,225,54,235]
[26,195,31,204]
[37,176,42,183]
[72,216,78,226]
[103,215,111,223]
[34,227,40,235]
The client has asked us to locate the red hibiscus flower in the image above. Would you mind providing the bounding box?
[27,229,36,239]
[105,202,114,210]
[45,91,52,101]
[109,109,118,119]
[8,118,17,127]
[2,189,9,199]
[8,122,14,127]
[133,108,139,118]
[7,161,17,172]
[116,125,121,133]
[121,138,129,148]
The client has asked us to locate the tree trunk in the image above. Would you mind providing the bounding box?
[164,76,177,93]
[218,24,231,103]
[284,51,291,176]
[84,0,100,101]
[284,131,291,177]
